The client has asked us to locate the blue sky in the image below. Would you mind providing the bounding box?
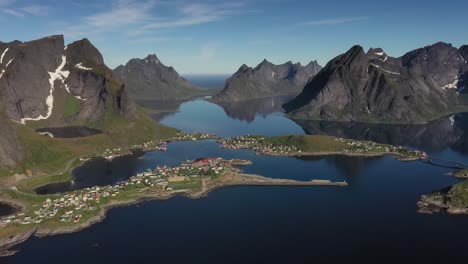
[0,0,467,74]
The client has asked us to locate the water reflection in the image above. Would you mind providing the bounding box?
[34,140,376,195]
[294,113,468,155]
[136,100,185,121]
[296,155,381,179]
[213,95,295,123]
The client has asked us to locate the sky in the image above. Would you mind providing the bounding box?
[0,0,467,75]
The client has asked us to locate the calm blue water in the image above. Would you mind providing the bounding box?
[161,99,304,137]
[5,96,468,262]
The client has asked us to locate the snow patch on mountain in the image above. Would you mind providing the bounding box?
[0,48,8,64]
[75,62,92,71]
[442,77,459,90]
[20,54,70,124]
[370,63,400,75]
[0,59,14,79]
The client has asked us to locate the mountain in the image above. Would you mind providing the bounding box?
[211,59,322,102]
[284,42,468,123]
[113,54,212,101]
[0,112,23,167]
[0,35,175,170]
[0,35,134,127]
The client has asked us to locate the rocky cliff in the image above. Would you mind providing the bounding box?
[0,35,134,127]
[113,54,210,101]
[211,60,322,102]
[0,35,138,167]
[284,42,467,123]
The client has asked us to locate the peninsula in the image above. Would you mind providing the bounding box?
[0,150,346,256]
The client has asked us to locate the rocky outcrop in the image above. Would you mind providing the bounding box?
[113,54,210,101]
[418,180,468,214]
[284,42,468,123]
[211,60,322,102]
[0,35,134,126]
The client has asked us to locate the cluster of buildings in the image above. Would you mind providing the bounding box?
[334,138,403,154]
[100,132,217,161]
[218,136,301,155]
[0,156,235,227]
[0,186,111,225]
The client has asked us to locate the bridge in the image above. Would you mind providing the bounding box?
[421,156,468,169]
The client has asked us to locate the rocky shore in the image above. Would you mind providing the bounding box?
[417,181,468,215]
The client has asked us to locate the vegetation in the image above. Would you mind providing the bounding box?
[424,180,468,211]
[451,169,468,179]
[256,135,418,157]
[262,135,347,152]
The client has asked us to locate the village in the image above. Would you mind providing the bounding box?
[218,136,302,155]
[97,132,218,161]
[218,135,420,157]
[0,156,247,226]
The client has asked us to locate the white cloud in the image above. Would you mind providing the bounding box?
[3,3,49,17]
[61,1,248,40]
[302,17,369,26]
[3,9,24,17]
[198,44,217,61]
[19,5,50,15]
[84,0,155,29]
[140,2,245,31]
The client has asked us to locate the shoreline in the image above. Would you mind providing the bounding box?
[0,134,420,256]
[0,171,347,256]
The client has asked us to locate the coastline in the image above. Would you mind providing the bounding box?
[0,133,422,256]
[0,171,347,256]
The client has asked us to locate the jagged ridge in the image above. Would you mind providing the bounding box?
[284,42,468,123]
[211,59,322,102]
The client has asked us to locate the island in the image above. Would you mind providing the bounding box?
[418,169,468,215]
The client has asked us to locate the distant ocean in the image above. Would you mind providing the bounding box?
[182,74,230,89]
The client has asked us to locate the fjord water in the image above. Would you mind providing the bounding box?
[6,98,468,262]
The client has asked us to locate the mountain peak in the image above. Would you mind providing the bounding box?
[238,64,250,72]
[367,47,386,56]
[66,38,104,66]
[144,54,160,64]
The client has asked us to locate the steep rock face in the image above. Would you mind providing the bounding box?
[459,45,468,90]
[113,54,208,101]
[0,113,23,167]
[64,39,134,122]
[284,42,467,123]
[211,59,322,102]
[0,35,134,126]
[0,35,64,122]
